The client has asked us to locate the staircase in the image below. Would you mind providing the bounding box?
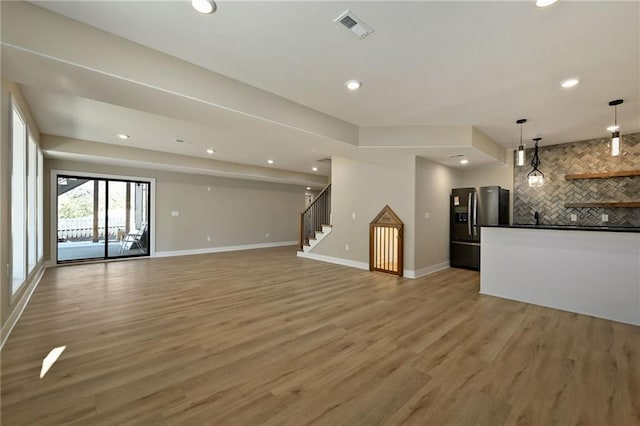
[299,184,331,252]
[301,224,333,253]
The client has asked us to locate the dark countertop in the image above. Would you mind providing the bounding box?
[483,224,640,233]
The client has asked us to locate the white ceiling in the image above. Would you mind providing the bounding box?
[7,1,640,178]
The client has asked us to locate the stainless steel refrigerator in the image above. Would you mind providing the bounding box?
[450,186,509,270]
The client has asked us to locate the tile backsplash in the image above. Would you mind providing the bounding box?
[513,132,640,227]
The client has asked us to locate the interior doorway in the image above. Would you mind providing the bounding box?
[369,205,404,276]
[304,192,314,209]
[56,174,150,263]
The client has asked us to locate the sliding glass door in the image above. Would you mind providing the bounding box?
[56,175,150,263]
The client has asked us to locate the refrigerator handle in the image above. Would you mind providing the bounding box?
[467,192,472,236]
[473,191,478,236]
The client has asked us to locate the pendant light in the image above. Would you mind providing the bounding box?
[516,119,527,167]
[527,137,544,187]
[608,99,623,157]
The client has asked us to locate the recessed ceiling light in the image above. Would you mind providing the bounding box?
[460,159,469,165]
[312,166,318,172]
[607,125,620,132]
[267,159,274,164]
[560,78,579,88]
[117,134,129,140]
[345,80,362,91]
[536,0,558,7]
[306,187,311,190]
[206,149,215,154]
[191,0,216,14]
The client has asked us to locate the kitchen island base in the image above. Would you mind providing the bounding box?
[480,226,640,326]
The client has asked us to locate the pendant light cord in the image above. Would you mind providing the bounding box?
[520,123,523,144]
[528,138,544,179]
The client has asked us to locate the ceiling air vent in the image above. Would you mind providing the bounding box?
[448,154,465,158]
[334,10,374,39]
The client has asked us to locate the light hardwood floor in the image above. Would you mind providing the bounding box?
[2,246,639,425]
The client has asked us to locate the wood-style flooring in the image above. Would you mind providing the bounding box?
[2,246,639,425]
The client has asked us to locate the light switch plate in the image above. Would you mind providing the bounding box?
[171,211,179,217]
[351,212,356,219]
[570,214,577,222]
[424,212,431,219]
[602,214,609,222]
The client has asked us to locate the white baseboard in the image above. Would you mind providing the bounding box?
[1,265,47,351]
[297,253,450,280]
[296,252,369,271]
[404,261,450,279]
[155,241,297,258]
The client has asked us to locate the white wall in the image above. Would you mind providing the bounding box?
[414,157,463,272]
[462,152,514,222]
[312,155,416,271]
[462,152,513,191]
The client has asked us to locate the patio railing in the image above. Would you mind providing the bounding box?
[58,216,127,241]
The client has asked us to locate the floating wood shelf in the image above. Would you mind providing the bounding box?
[564,202,640,208]
[564,170,640,180]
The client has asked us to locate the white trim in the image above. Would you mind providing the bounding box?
[155,241,297,258]
[296,251,369,271]
[50,169,156,264]
[297,252,449,280]
[1,265,46,350]
[404,262,450,279]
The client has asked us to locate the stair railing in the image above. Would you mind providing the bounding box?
[299,184,331,250]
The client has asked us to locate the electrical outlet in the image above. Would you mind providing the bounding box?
[171,211,179,217]
[351,212,356,219]
[424,212,431,220]
[602,214,609,222]
[207,186,211,192]
[345,244,350,251]
[265,233,269,238]
[207,236,211,242]
[570,214,577,222]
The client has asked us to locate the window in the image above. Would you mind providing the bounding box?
[11,105,27,294]
[11,100,43,296]
[38,149,44,262]
[28,133,37,273]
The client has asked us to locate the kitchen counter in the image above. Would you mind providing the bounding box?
[480,226,640,326]
[484,224,640,233]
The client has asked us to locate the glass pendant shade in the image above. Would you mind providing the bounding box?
[516,145,525,167]
[611,131,621,156]
[515,118,527,167]
[608,99,623,157]
[528,172,544,187]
